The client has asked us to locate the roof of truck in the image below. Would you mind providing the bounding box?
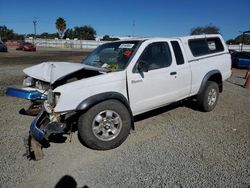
[118,34,223,42]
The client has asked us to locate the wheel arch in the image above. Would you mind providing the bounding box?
[76,92,134,129]
[198,70,223,95]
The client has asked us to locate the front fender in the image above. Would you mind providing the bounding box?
[76,92,134,129]
[53,71,127,112]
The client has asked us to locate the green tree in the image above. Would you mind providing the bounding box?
[64,28,74,39]
[101,35,120,41]
[0,25,24,41]
[37,32,59,39]
[191,24,220,35]
[226,39,236,45]
[234,34,250,45]
[55,17,66,39]
[74,25,96,40]
[226,33,250,45]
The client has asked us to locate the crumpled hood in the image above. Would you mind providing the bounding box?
[23,62,107,84]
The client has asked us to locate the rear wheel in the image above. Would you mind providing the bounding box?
[197,81,219,112]
[78,100,131,150]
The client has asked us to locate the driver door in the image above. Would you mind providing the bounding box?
[127,41,180,115]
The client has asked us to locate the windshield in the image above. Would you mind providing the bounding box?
[82,41,140,71]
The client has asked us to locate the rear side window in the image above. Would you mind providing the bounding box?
[171,41,184,65]
[189,39,209,57]
[207,38,224,53]
[189,37,224,57]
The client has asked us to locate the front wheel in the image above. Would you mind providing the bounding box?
[197,81,219,112]
[78,100,131,150]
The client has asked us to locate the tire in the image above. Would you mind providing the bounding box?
[78,100,131,150]
[197,81,219,112]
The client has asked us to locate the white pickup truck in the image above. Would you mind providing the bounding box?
[6,34,231,160]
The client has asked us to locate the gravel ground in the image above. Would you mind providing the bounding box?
[0,48,249,188]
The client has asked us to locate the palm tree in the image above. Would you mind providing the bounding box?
[55,17,66,39]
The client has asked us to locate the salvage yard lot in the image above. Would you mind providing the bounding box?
[0,48,249,187]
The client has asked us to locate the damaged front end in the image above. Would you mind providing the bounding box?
[5,77,70,160]
[28,102,67,160]
[6,87,70,160]
[5,62,109,160]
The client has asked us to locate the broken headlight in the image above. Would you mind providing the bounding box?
[23,77,50,90]
[23,77,35,87]
[35,80,50,90]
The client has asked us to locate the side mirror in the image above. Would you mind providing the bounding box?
[138,60,149,72]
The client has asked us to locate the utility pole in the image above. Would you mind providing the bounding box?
[33,18,37,44]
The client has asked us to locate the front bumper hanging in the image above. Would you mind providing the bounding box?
[5,87,47,100]
[6,87,66,160]
[28,106,66,160]
[30,109,46,141]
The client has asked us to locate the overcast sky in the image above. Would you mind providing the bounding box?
[1,0,249,40]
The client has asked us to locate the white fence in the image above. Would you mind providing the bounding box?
[25,38,107,49]
[227,45,250,52]
[25,38,250,52]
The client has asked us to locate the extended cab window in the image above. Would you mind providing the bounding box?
[189,37,224,57]
[171,41,184,65]
[138,42,172,71]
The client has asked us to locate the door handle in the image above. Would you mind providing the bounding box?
[170,72,177,75]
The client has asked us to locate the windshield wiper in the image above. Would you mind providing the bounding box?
[81,64,111,73]
[93,60,116,72]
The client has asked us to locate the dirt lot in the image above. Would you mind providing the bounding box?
[0,48,249,188]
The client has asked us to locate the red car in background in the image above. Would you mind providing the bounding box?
[16,42,36,51]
